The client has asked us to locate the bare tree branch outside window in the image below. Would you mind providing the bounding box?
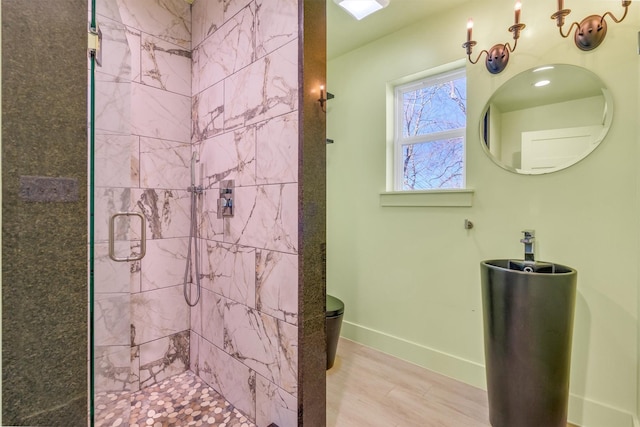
[399,72,466,190]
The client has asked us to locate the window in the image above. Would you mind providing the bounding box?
[394,68,467,191]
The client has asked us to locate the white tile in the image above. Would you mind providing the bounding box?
[255,0,298,59]
[198,335,256,419]
[222,302,298,395]
[256,112,298,185]
[94,345,133,393]
[256,375,297,427]
[131,285,189,345]
[192,3,255,94]
[256,249,298,324]
[201,288,225,349]
[131,83,191,143]
[192,81,225,142]
[141,237,188,290]
[117,0,191,49]
[202,241,256,308]
[225,184,298,253]
[191,0,224,48]
[141,34,191,96]
[200,126,257,188]
[95,72,131,135]
[139,137,191,189]
[132,188,191,240]
[138,331,189,388]
[95,293,130,347]
[223,40,299,131]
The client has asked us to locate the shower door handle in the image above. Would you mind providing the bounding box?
[108,212,146,262]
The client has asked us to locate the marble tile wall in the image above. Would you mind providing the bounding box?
[190,0,300,425]
[93,0,192,394]
[93,1,309,425]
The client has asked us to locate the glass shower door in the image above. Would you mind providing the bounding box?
[89,0,139,424]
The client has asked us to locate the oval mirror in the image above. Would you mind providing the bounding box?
[480,64,612,174]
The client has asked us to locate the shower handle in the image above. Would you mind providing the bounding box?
[108,212,147,262]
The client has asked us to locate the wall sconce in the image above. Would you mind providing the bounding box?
[318,85,334,112]
[551,0,631,51]
[462,2,526,74]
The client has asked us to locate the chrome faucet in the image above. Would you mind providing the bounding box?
[520,230,535,262]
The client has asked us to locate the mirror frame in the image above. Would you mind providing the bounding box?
[479,64,613,175]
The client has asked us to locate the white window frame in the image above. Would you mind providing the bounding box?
[393,67,467,191]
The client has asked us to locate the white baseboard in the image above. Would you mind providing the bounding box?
[568,395,635,427]
[342,320,636,427]
[341,320,487,389]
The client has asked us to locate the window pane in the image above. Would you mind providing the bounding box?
[402,76,466,138]
[402,138,464,190]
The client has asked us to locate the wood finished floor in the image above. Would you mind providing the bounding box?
[326,338,578,427]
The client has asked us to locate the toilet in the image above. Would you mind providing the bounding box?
[326,294,345,370]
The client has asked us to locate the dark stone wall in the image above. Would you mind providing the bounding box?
[298,0,327,425]
[2,1,89,425]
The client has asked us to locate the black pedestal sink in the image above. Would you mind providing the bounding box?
[480,259,577,427]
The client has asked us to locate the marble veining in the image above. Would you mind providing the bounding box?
[255,112,298,185]
[200,126,257,189]
[225,184,298,253]
[138,331,190,389]
[116,0,191,49]
[140,237,188,290]
[223,40,298,131]
[141,33,192,96]
[256,249,298,324]
[131,285,189,345]
[139,137,191,189]
[198,335,257,420]
[191,0,223,49]
[256,374,297,427]
[203,241,257,308]
[255,0,298,60]
[131,83,191,143]
[192,81,225,141]
[192,3,255,95]
[95,293,130,347]
[222,300,298,395]
[94,345,133,393]
[135,189,190,240]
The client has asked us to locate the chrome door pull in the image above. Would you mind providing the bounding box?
[108,212,146,262]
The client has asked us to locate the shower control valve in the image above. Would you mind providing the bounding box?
[217,180,234,218]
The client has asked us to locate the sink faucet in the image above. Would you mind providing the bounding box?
[520,230,535,262]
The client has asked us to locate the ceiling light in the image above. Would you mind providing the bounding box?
[333,0,390,21]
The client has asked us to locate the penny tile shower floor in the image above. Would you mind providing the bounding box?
[95,371,256,427]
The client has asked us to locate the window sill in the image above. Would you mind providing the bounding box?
[379,189,474,207]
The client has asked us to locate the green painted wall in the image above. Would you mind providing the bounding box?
[327,1,639,425]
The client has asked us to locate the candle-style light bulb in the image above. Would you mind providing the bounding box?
[467,19,473,42]
[514,1,522,24]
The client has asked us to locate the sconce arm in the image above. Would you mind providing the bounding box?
[504,37,520,54]
[467,48,489,65]
[601,4,629,24]
[558,20,580,39]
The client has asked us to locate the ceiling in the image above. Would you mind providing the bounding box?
[326,0,471,59]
